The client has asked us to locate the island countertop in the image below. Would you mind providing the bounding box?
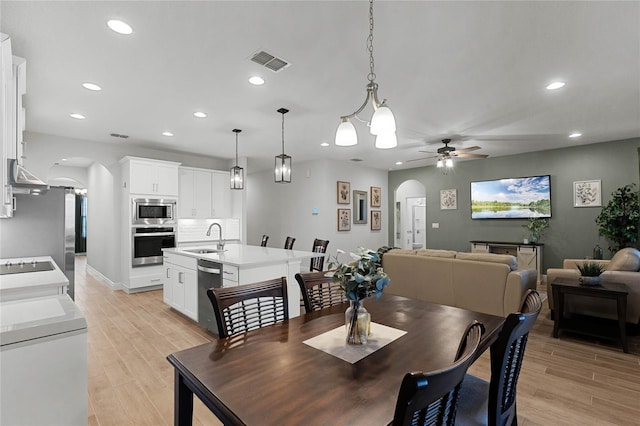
[163,244,323,267]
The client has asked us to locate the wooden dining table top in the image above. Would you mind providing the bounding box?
[167,294,505,426]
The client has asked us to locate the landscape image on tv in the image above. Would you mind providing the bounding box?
[471,175,551,219]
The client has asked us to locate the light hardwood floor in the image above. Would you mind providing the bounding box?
[75,256,640,426]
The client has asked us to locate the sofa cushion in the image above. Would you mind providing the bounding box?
[455,252,518,271]
[388,249,416,255]
[608,248,640,271]
[414,249,457,258]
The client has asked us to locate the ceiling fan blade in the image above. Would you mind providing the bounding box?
[417,150,438,154]
[405,156,436,163]
[455,153,489,159]
[455,145,481,152]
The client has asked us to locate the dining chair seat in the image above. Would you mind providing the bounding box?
[455,289,542,426]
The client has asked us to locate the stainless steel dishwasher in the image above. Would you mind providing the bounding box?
[197,259,222,334]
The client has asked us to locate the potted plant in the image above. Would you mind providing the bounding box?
[577,262,606,286]
[522,217,549,243]
[595,183,640,253]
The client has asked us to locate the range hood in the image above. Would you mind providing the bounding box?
[9,159,49,194]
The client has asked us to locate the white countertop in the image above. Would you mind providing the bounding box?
[0,294,87,346]
[163,243,323,267]
[0,256,69,294]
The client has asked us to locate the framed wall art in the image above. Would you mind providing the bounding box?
[353,190,368,224]
[440,189,457,210]
[370,186,381,207]
[337,181,350,204]
[573,180,601,207]
[337,208,351,231]
[371,210,381,231]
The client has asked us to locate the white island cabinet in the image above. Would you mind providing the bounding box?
[162,244,322,319]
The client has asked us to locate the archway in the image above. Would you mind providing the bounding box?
[394,180,427,249]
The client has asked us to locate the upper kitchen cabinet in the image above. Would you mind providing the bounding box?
[120,157,180,197]
[179,167,213,218]
[212,171,231,218]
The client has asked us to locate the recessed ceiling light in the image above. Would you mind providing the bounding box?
[82,82,102,91]
[320,142,329,147]
[249,76,265,86]
[107,19,133,35]
[70,113,86,120]
[193,111,207,118]
[162,131,174,137]
[395,161,403,165]
[61,158,67,162]
[546,81,565,90]
[569,132,582,138]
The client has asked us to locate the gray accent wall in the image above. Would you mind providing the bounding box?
[388,138,640,271]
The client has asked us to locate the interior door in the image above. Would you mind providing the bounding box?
[405,197,426,249]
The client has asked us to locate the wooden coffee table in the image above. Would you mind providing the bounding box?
[551,277,629,353]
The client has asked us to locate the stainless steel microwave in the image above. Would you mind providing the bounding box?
[132,198,176,225]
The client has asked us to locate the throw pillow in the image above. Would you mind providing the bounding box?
[607,247,640,271]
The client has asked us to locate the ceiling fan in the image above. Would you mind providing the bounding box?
[405,138,489,164]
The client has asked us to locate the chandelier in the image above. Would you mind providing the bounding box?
[274,108,292,183]
[335,0,396,149]
[230,129,244,190]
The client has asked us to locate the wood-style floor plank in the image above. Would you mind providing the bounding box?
[74,256,640,425]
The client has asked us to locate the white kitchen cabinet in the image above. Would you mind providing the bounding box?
[179,167,213,218]
[212,170,231,218]
[122,157,180,196]
[163,253,198,320]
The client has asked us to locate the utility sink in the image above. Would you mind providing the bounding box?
[184,248,226,254]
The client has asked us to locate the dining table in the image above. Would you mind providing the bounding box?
[167,294,505,426]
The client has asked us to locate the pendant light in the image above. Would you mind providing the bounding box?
[274,108,292,183]
[230,129,244,190]
[335,0,397,149]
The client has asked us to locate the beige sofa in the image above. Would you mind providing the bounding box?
[546,247,640,324]
[381,249,537,317]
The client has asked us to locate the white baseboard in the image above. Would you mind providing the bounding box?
[86,264,122,291]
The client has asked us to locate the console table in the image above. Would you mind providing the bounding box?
[470,240,543,284]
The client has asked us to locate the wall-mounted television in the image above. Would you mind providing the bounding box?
[471,175,551,219]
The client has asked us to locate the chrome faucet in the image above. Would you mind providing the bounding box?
[206,223,225,251]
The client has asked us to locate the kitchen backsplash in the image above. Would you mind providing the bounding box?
[177,218,240,243]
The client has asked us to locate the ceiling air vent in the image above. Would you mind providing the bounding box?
[110,133,129,139]
[250,50,290,73]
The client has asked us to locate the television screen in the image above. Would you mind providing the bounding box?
[471,175,551,219]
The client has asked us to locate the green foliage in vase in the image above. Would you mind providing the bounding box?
[329,247,391,301]
[577,262,606,277]
[522,217,549,242]
[595,183,640,252]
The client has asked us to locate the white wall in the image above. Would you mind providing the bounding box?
[247,159,389,262]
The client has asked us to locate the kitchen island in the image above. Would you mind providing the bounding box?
[162,244,323,326]
[0,256,69,301]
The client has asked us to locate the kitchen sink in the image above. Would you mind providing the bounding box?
[184,248,225,254]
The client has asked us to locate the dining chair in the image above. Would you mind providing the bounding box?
[309,238,330,271]
[391,321,485,426]
[455,289,542,426]
[284,236,296,249]
[206,277,289,338]
[295,271,346,313]
[260,234,269,247]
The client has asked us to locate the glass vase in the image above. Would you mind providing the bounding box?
[345,299,371,345]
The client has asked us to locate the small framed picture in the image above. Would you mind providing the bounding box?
[371,210,381,231]
[370,186,381,207]
[337,181,350,204]
[440,189,457,210]
[337,208,351,231]
[573,180,602,207]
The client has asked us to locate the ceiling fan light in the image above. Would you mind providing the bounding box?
[335,119,358,146]
[370,106,396,135]
[445,158,454,168]
[436,159,444,168]
[375,132,397,149]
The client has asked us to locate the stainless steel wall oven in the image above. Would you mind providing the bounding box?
[132,226,176,267]
[132,198,176,225]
